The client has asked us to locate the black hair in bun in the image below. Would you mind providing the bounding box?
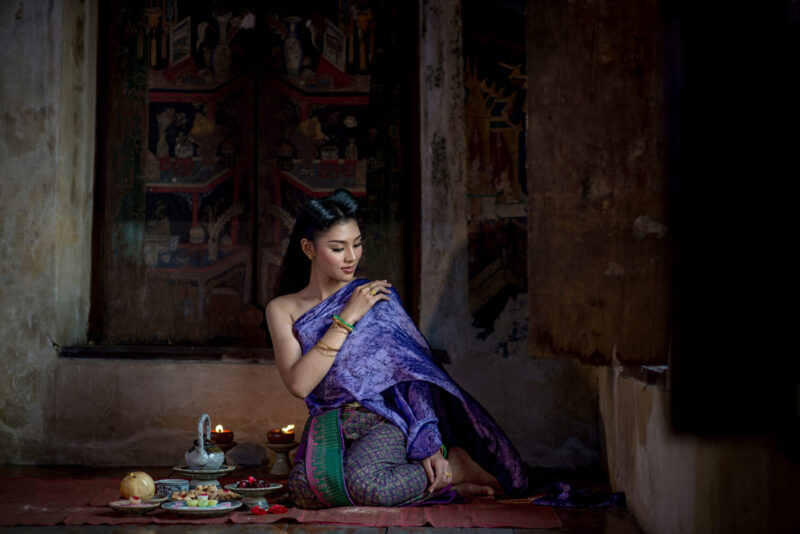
[302,189,361,241]
[274,189,361,297]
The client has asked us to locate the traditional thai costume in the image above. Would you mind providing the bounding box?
[287,279,528,508]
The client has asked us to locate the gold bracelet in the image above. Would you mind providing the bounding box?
[331,320,351,334]
[332,315,353,333]
[315,340,340,356]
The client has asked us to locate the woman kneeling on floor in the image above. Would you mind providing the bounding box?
[266,189,528,508]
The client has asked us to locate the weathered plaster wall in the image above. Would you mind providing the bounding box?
[51,360,309,466]
[55,0,96,345]
[446,293,599,468]
[1,0,68,463]
[450,352,599,468]
[526,0,669,366]
[597,367,800,534]
[418,0,470,356]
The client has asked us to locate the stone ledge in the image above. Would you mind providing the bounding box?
[59,344,275,363]
[60,345,452,366]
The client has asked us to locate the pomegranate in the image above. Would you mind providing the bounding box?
[119,471,155,500]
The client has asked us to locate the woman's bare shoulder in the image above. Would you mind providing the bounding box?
[266,293,299,317]
[268,291,319,325]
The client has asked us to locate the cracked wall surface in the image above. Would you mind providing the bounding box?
[597,366,800,534]
[0,0,67,463]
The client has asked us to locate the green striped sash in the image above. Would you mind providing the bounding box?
[304,409,353,507]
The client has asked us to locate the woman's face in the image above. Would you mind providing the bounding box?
[308,219,363,282]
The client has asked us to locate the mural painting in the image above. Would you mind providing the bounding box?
[256,1,415,310]
[463,1,528,352]
[97,0,413,347]
[140,1,257,344]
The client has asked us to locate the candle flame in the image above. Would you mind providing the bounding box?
[281,424,295,433]
[215,424,224,432]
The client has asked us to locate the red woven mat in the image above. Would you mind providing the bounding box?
[0,477,562,529]
[0,477,110,525]
[229,502,563,528]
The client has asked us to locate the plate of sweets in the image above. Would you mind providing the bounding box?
[168,484,241,502]
[161,493,243,517]
[108,495,167,515]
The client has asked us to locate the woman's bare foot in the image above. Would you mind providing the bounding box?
[453,482,495,498]
[447,447,502,493]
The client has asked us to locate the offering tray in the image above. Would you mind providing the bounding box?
[162,499,242,518]
[264,440,299,476]
[171,465,236,488]
[224,482,283,509]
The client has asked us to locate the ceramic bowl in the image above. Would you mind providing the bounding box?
[223,482,283,509]
[156,478,190,497]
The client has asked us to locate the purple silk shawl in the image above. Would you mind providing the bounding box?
[293,279,528,495]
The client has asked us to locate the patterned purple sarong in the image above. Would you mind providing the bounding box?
[290,406,444,508]
[290,279,528,506]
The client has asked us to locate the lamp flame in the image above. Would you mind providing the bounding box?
[215,424,224,432]
[281,424,295,433]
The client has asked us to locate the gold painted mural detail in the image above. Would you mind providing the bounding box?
[463,0,529,347]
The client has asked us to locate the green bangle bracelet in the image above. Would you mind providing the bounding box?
[333,314,354,330]
[440,444,447,458]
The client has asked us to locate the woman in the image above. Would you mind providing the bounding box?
[266,189,527,509]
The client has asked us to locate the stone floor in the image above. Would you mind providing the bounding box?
[0,465,645,534]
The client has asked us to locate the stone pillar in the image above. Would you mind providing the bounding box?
[418,0,469,356]
[0,0,64,462]
[0,0,97,463]
[55,0,97,344]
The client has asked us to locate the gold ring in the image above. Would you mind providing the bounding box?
[370,289,377,296]
[445,472,451,477]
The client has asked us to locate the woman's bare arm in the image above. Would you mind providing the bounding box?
[266,297,346,399]
[266,280,392,399]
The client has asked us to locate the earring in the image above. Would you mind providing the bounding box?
[308,254,315,261]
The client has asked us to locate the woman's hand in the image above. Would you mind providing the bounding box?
[338,280,392,325]
[421,450,451,494]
